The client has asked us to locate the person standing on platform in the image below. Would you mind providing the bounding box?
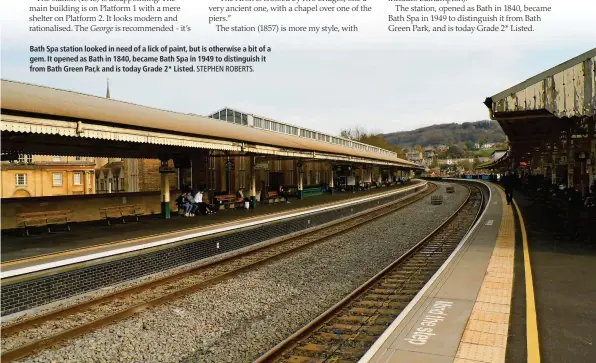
[567,184,583,238]
[503,171,514,205]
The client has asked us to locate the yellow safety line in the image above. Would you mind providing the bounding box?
[513,199,541,363]
[454,187,515,363]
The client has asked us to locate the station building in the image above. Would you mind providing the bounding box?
[482,47,596,193]
[0,80,421,228]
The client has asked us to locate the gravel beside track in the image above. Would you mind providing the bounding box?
[16,182,468,363]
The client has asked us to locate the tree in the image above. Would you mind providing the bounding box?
[339,125,366,141]
[339,125,407,158]
[430,157,439,168]
[458,159,473,171]
[449,145,464,158]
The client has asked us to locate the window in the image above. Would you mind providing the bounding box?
[53,156,61,162]
[53,173,63,186]
[16,173,27,186]
[18,154,32,164]
[234,111,242,124]
[226,109,234,122]
[73,173,82,185]
[242,114,248,125]
[75,156,82,161]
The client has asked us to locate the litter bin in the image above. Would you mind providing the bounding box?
[250,196,257,209]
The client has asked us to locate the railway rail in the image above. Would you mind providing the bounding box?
[1,183,437,362]
[255,183,484,363]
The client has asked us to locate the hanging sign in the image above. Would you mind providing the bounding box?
[159,167,177,173]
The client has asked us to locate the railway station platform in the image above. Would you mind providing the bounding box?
[0,181,430,316]
[360,180,596,363]
[1,181,421,264]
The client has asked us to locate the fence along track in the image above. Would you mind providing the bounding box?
[0,183,436,363]
[256,184,484,363]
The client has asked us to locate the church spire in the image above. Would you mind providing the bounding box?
[106,78,111,99]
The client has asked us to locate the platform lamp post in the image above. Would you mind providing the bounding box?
[158,156,174,219]
[250,155,257,209]
[297,161,304,199]
[329,164,334,195]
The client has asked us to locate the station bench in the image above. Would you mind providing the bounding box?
[99,204,143,225]
[16,210,73,236]
[300,187,325,198]
[267,191,287,204]
[215,194,244,209]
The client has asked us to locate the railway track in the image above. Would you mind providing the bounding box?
[256,183,484,363]
[1,183,436,362]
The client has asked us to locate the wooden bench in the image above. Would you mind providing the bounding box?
[215,194,244,209]
[99,204,143,225]
[17,210,72,236]
[267,191,286,204]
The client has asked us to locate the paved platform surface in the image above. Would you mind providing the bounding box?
[362,181,596,363]
[362,182,516,363]
[507,187,596,363]
[0,182,423,275]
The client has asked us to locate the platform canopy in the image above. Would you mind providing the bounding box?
[484,48,596,163]
[1,80,421,169]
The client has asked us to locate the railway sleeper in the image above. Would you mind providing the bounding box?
[328,324,387,334]
[365,294,413,301]
[335,347,368,357]
[317,332,377,342]
[349,307,401,315]
[285,355,324,363]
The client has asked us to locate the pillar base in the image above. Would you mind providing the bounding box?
[161,201,171,219]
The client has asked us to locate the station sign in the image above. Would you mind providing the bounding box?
[254,162,269,170]
[159,166,177,174]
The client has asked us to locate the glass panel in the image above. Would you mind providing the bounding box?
[234,111,242,124]
[242,114,248,125]
[226,109,234,122]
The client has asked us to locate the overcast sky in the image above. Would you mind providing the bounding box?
[1,0,595,136]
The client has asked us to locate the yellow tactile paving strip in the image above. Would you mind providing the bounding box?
[454,189,515,363]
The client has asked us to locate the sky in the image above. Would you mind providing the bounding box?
[1,0,595,136]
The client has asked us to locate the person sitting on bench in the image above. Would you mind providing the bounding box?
[278,185,290,203]
[194,189,217,214]
[176,192,194,217]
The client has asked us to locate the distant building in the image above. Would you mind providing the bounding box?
[491,150,507,162]
[405,151,424,165]
[481,143,496,149]
[1,154,177,198]
[1,154,96,198]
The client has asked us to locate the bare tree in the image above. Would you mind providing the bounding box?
[340,125,367,140]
